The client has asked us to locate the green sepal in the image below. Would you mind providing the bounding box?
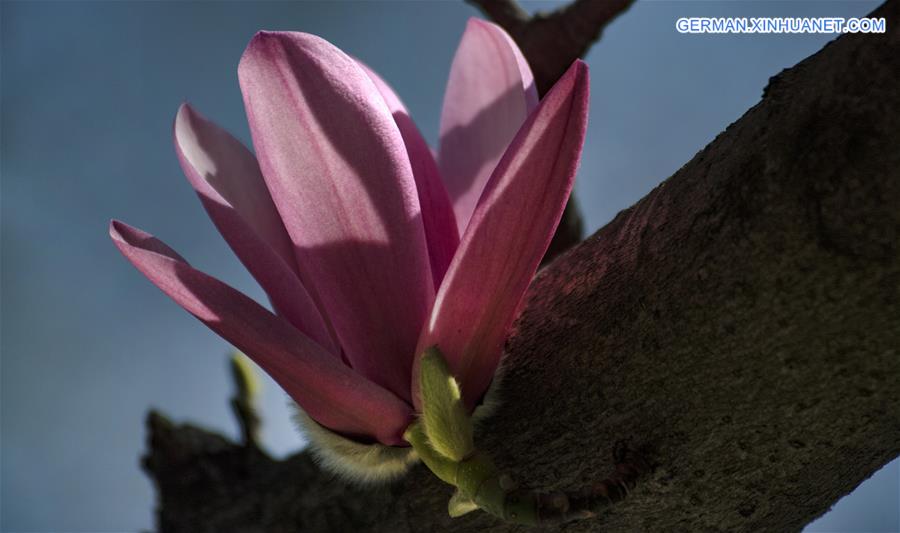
[448,489,479,517]
[419,346,475,462]
[456,452,506,516]
[403,422,459,486]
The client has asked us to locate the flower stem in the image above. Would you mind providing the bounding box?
[405,414,649,525]
[411,347,649,524]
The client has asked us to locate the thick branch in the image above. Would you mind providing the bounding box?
[145,2,900,531]
[471,0,634,262]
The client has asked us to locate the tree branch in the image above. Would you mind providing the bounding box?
[144,1,900,531]
[466,0,528,32]
[468,0,634,94]
[470,0,634,263]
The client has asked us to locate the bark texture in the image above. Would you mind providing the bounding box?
[144,1,900,531]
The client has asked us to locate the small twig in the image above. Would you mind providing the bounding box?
[229,353,262,448]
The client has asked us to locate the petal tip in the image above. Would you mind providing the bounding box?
[465,17,506,37]
[108,219,121,239]
[250,29,278,43]
[240,31,327,80]
[109,220,138,253]
[573,59,590,79]
[246,30,319,52]
[555,59,590,100]
[176,101,198,122]
[249,30,292,49]
[572,59,591,97]
[173,102,196,142]
[240,31,282,72]
[108,219,138,244]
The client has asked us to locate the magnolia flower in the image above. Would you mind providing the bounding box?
[111,19,588,480]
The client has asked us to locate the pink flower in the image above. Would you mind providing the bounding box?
[111,19,588,447]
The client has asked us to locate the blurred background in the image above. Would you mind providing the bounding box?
[2,1,897,531]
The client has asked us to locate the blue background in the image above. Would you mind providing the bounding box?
[2,1,897,531]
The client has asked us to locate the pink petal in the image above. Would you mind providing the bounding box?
[438,18,539,236]
[174,103,339,355]
[110,220,413,445]
[417,60,590,411]
[238,31,433,402]
[356,60,459,287]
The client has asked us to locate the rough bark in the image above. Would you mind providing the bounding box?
[144,1,900,531]
[471,0,635,263]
